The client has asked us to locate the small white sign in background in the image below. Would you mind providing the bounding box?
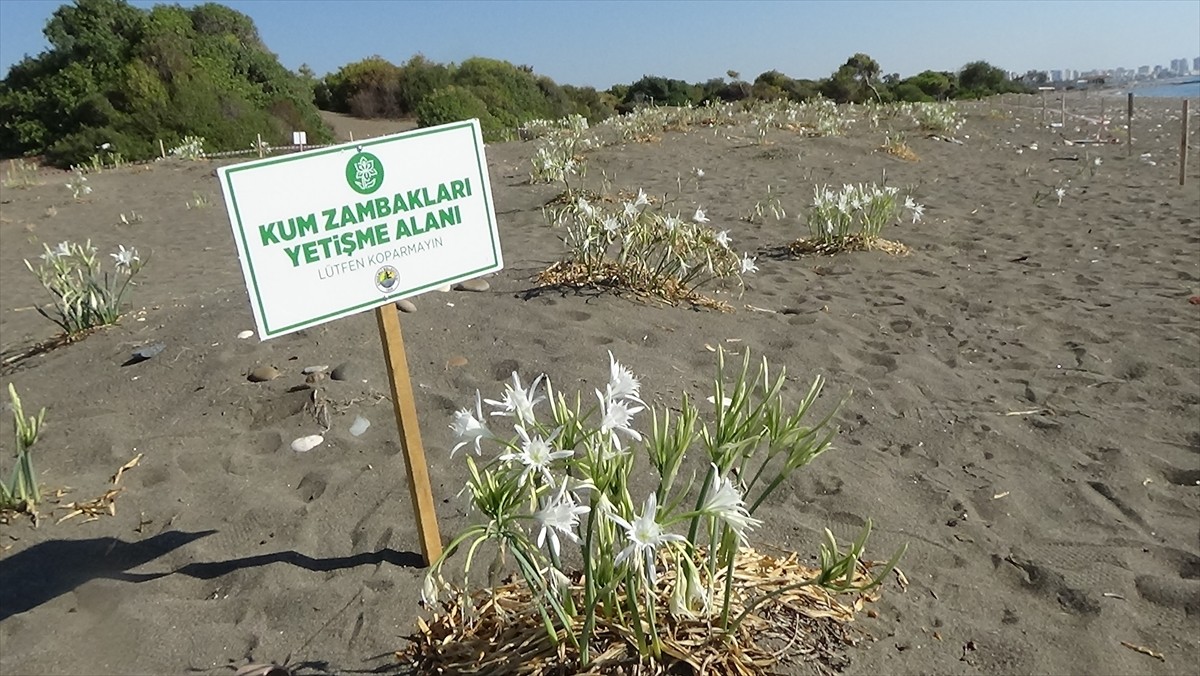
[218,119,502,339]
[292,130,307,146]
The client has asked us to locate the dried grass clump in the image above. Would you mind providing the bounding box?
[402,547,885,676]
[537,261,732,312]
[789,236,910,257]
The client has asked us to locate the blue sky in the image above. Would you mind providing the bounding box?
[1,0,1198,87]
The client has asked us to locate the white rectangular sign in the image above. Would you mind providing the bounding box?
[218,119,502,339]
[292,130,307,145]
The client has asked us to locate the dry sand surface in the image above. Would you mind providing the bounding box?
[1,95,1198,675]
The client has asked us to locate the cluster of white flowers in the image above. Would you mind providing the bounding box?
[24,239,145,334]
[910,102,964,134]
[546,187,754,299]
[440,351,763,601]
[168,135,206,160]
[808,182,924,244]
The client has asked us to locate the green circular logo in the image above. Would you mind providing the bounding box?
[346,151,384,195]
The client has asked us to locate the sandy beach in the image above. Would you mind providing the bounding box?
[1,98,1197,675]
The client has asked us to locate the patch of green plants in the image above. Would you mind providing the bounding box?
[24,240,148,335]
[1,384,46,514]
[408,349,904,673]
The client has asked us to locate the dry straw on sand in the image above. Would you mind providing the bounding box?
[403,547,888,675]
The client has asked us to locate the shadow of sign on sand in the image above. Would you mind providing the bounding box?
[0,530,423,621]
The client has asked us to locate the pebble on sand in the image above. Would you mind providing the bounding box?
[301,365,329,375]
[446,355,469,369]
[349,415,371,437]
[237,330,254,340]
[434,284,453,292]
[454,278,490,292]
[132,343,166,360]
[329,361,354,381]
[396,299,417,313]
[247,365,280,382]
[291,435,324,452]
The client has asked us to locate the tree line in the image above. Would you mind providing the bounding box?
[0,0,1036,167]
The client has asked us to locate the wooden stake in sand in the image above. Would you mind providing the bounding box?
[376,302,442,565]
[1127,93,1134,156]
[256,133,264,159]
[1061,95,1066,127]
[1180,99,1190,187]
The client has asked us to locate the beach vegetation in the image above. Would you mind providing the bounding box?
[538,187,753,309]
[794,183,923,255]
[881,133,920,161]
[24,240,148,335]
[407,350,904,673]
[2,159,41,188]
[1,384,47,515]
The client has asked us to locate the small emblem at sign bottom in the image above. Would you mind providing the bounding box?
[374,265,399,293]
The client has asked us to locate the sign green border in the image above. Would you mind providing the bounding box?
[221,121,500,338]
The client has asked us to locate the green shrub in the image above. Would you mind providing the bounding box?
[416,85,502,138]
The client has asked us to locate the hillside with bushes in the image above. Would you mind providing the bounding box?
[0,0,331,167]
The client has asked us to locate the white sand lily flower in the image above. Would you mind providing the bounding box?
[663,214,681,231]
[700,464,762,544]
[577,196,596,218]
[605,351,641,403]
[450,391,491,457]
[691,167,704,178]
[692,207,710,224]
[485,372,545,426]
[608,493,686,583]
[1055,187,1066,205]
[714,230,731,249]
[499,426,571,486]
[622,201,638,219]
[534,482,590,558]
[597,390,644,449]
[110,245,139,270]
[602,216,620,234]
[904,197,925,224]
[739,253,758,274]
[634,189,650,208]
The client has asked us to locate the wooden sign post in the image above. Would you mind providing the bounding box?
[216,119,503,567]
[1181,99,1190,187]
[376,302,442,563]
[1127,93,1134,156]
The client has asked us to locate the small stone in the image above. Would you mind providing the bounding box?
[434,284,453,293]
[132,342,166,360]
[454,278,490,292]
[247,365,280,382]
[349,415,370,437]
[445,356,468,369]
[396,299,417,313]
[301,365,328,375]
[290,435,324,453]
[237,330,254,340]
[329,361,354,381]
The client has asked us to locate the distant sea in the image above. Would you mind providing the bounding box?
[1127,78,1200,99]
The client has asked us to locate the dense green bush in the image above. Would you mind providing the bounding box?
[415,85,502,139]
[0,0,331,167]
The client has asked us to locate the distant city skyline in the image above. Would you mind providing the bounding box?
[1,0,1199,88]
